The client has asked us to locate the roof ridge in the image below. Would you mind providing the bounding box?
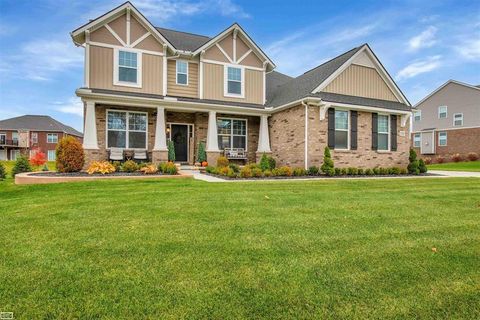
[301,45,362,76]
[156,26,210,39]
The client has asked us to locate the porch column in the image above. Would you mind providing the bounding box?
[83,101,98,149]
[206,110,222,165]
[256,114,272,162]
[152,106,168,163]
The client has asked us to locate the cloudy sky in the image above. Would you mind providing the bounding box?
[0,0,479,131]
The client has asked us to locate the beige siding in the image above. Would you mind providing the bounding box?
[134,34,164,52]
[323,64,399,102]
[109,14,127,43]
[130,16,148,44]
[90,26,122,46]
[89,45,163,95]
[203,62,263,104]
[204,45,230,62]
[167,60,199,98]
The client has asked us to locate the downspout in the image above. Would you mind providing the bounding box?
[302,101,308,170]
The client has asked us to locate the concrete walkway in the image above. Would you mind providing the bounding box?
[428,170,480,178]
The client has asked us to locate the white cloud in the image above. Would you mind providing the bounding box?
[396,55,442,81]
[408,26,437,51]
[55,97,83,116]
[456,38,480,60]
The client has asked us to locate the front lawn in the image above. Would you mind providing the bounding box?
[427,160,480,172]
[1,178,479,319]
[1,160,56,177]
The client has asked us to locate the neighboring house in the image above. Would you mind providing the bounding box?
[412,80,480,160]
[0,115,83,161]
[71,1,412,169]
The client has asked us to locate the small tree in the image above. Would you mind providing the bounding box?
[407,148,420,175]
[197,141,206,163]
[321,146,335,176]
[259,153,270,171]
[56,136,85,173]
[418,159,427,173]
[12,155,32,177]
[167,140,176,162]
[0,162,6,180]
[29,149,47,167]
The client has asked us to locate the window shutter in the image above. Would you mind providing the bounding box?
[328,108,335,149]
[391,115,397,151]
[371,113,378,150]
[350,111,358,150]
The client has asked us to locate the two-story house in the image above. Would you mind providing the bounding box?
[71,1,412,169]
[0,115,83,161]
[412,80,480,160]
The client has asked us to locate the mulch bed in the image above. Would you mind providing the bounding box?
[30,172,176,177]
[205,172,439,180]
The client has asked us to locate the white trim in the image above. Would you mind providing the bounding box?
[89,41,164,56]
[333,108,350,151]
[438,131,447,146]
[453,113,463,126]
[216,43,234,63]
[237,49,252,64]
[162,45,167,96]
[412,125,480,133]
[217,117,248,151]
[47,133,58,144]
[438,105,448,119]
[166,122,194,163]
[414,79,480,107]
[105,23,127,47]
[262,69,266,104]
[199,51,204,99]
[175,60,189,86]
[376,113,390,152]
[232,29,237,62]
[311,45,410,105]
[224,64,245,98]
[105,109,148,150]
[126,7,131,46]
[202,59,264,71]
[413,110,421,121]
[84,30,90,87]
[113,48,142,88]
[303,102,308,169]
[130,32,151,48]
[47,150,56,161]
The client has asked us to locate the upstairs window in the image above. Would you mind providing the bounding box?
[12,132,18,143]
[176,60,188,85]
[414,133,421,148]
[225,66,243,96]
[334,110,349,149]
[414,110,421,121]
[377,115,389,151]
[115,49,141,87]
[31,132,38,143]
[453,113,463,126]
[47,133,58,143]
[438,106,447,119]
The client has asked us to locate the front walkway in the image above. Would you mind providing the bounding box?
[428,170,480,178]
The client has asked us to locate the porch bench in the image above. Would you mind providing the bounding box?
[224,148,247,161]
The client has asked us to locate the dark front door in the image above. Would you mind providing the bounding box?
[171,124,188,162]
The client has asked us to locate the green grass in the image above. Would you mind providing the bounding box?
[427,160,480,172]
[1,177,479,319]
[1,160,56,177]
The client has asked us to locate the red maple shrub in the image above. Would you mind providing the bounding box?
[56,136,85,172]
[29,149,47,166]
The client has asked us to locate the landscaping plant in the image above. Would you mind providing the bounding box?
[451,153,462,162]
[158,162,178,175]
[321,147,335,176]
[308,166,319,176]
[121,160,139,173]
[293,167,307,176]
[418,159,427,173]
[216,156,229,168]
[228,163,240,173]
[197,141,207,164]
[140,164,158,174]
[239,166,252,178]
[11,155,32,177]
[0,162,6,180]
[407,148,420,175]
[167,140,176,162]
[56,136,85,173]
[251,167,263,178]
[29,149,47,167]
[87,161,116,175]
[467,152,479,161]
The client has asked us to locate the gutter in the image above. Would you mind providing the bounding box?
[302,101,309,170]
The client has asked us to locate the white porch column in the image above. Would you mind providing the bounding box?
[83,101,98,149]
[206,110,220,152]
[257,115,271,153]
[153,106,167,151]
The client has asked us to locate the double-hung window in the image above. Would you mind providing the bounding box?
[438,106,447,119]
[31,132,38,144]
[176,60,188,85]
[12,132,18,144]
[217,118,247,150]
[438,132,447,146]
[377,115,389,151]
[453,113,463,126]
[225,66,243,96]
[47,150,56,161]
[115,49,141,87]
[107,110,147,149]
[334,110,349,149]
[414,110,421,121]
[47,133,58,143]
[414,133,421,148]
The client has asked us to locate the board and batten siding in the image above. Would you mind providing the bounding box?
[323,64,399,102]
[167,60,199,98]
[203,63,264,105]
[89,45,163,95]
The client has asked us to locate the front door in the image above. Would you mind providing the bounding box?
[420,131,435,154]
[171,124,188,162]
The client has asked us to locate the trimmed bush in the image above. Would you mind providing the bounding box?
[0,162,6,180]
[12,155,32,177]
[293,167,307,176]
[228,163,240,173]
[467,152,479,161]
[259,153,271,171]
[389,167,401,175]
[197,141,206,163]
[158,162,178,175]
[263,169,272,177]
[308,166,319,176]
[278,166,293,177]
[240,166,252,178]
[365,168,374,175]
[334,168,341,176]
[379,167,389,175]
[400,168,408,174]
[247,163,261,170]
[407,148,420,175]
[111,161,122,172]
[347,167,358,175]
[423,157,432,165]
[121,160,139,172]
[373,168,380,175]
[357,168,364,175]
[217,156,229,168]
[87,161,116,175]
[321,147,335,176]
[56,136,84,173]
[251,167,263,178]
[205,166,217,174]
[341,168,347,176]
[418,159,427,173]
[451,153,462,162]
[167,140,175,162]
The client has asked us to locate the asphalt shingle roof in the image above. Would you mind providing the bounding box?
[156,27,211,52]
[0,115,83,137]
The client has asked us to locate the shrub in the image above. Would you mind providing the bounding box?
[138,162,147,169]
[0,162,6,180]
[407,148,420,175]
[347,167,358,175]
[259,153,270,171]
[205,166,216,174]
[451,153,462,162]
[379,167,389,175]
[308,166,319,176]
[423,157,432,165]
[321,146,334,176]
[87,161,116,175]
[365,168,374,175]
[167,140,175,162]
[228,163,240,173]
[373,167,380,175]
[436,156,445,163]
[240,166,252,178]
[278,166,293,177]
[467,152,479,161]
[334,168,341,176]
[111,161,122,172]
[158,162,178,175]
[140,164,158,174]
[418,159,427,173]
[218,166,231,176]
[197,141,207,163]
[42,164,49,171]
[357,168,364,175]
[11,155,32,177]
[217,156,229,168]
[263,169,272,177]
[271,168,281,176]
[389,167,401,175]
[400,168,408,174]
[56,136,84,173]
[293,167,307,176]
[268,157,276,170]
[227,169,237,178]
[341,168,347,176]
[29,149,46,167]
[251,167,263,178]
[121,160,139,172]
[247,163,261,170]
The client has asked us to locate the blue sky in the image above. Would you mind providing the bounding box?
[0,0,479,132]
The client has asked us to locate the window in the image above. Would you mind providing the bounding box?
[10,149,20,161]
[47,150,56,161]
[225,66,243,96]
[107,110,147,149]
[115,49,141,87]
[31,132,38,143]
[176,60,188,85]
[377,115,389,151]
[334,110,349,149]
[414,110,421,121]
[438,131,447,146]
[453,113,463,126]
[217,118,247,150]
[0,133,5,145]
[414,133,421,148]
[438,106,447,119]
[47,133,58,143]
[12,132,18,143]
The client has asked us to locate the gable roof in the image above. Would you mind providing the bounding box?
[156,27,211,52]
[266,71,293,103]
[0,115,83,137]
[414,79,480,107]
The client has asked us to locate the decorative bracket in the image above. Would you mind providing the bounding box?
[319,105,328,121]
[400,113,410,128]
